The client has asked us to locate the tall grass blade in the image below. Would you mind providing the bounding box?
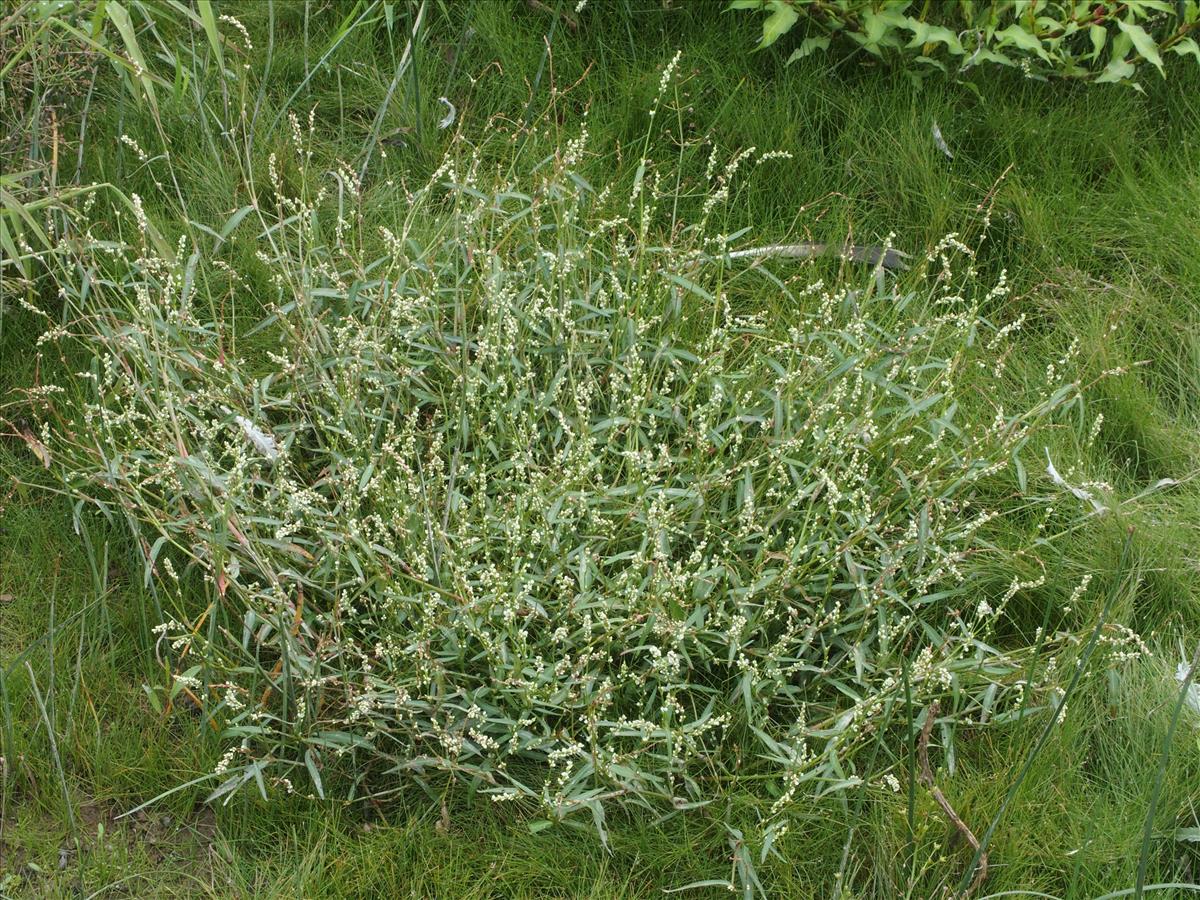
[25,661,76,834]
[1134,643,1200,898]
[104,1,159,115]
[196,0,224,71]
[957,533,1136,896]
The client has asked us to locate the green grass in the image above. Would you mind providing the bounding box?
[2,2,1199,897]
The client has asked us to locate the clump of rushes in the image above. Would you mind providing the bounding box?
[17,54,1141,889]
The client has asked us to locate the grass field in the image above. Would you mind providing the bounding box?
[2,2,1199,897]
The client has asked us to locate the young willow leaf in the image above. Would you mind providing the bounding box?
[1096,55,1136,83]
[1089,24,1107,62]
[1167,37,1200,64]
[758,0,799,50]
[787,35,830,63]
[1117,19,1164,74]
[995,24,1050,61]
[904,19,963,54]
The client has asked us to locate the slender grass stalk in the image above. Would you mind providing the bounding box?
[270,0,380,137]
[0,664,17,778]
[957,532,1136,897]
[1134,643,1200,898]
[358,0,425,182]
[26,660,76,835]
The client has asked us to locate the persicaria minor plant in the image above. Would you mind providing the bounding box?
[15,51,1142,895]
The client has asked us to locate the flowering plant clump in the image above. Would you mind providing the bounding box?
[18,62,1131,883]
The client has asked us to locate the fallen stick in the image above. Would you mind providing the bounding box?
[726,242,910,271]
[526,0,579,32]
[918,701,988,897]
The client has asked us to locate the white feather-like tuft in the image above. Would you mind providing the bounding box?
[1045,449,1105,513]
[931,121,953,160]
[1176,659,1200,719]
[236,415,279,461]
[437,97,456,130]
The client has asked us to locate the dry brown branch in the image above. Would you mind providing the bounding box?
[526,0,579,32]
[918,701,988,898]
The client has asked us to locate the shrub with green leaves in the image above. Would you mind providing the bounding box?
[18,55,1147,890]
[731,0,1200,87]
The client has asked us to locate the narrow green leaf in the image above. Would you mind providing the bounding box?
[0,187,51,249]
[142,683,162,714]
[197,0,224,71]
[217,205,256,246]
[106,1,159,113]
[664,879,735,893]
[0,216,26,278]
[304,749,325,799]
[1089,23,1106,61]
[904,19,963,54]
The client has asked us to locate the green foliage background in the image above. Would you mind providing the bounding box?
[731,0,1200,87]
